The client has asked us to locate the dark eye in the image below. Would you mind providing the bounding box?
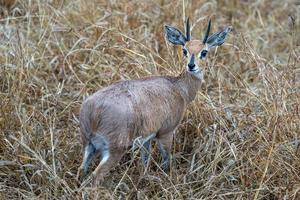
[183,48,188,57]
[200,50,208,59]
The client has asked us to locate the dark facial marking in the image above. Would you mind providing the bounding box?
[188,54,196,71]
[200,50,208,59]
[183,48,188,57]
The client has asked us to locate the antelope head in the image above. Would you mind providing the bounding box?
[165,18,232,80]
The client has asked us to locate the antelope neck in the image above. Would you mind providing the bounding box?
[174,71,203,104]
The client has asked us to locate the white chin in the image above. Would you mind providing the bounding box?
[188,67,204,80]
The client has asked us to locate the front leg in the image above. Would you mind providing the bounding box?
[158,141,171,173]
[141,138,151,166]
[157,132,173,173]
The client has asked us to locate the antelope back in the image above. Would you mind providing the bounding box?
[79,77,187,147]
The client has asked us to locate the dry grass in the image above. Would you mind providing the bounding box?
[1,0,300,199]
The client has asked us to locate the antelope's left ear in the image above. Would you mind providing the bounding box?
[206,26,232,49]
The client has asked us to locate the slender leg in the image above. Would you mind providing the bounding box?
[141,138,152,166]
[141,133,156,167]
[158,142,170,173]
[77,143,95,181]
[157,132,173,173]
[83,144,96,174]
[92,149,124,186]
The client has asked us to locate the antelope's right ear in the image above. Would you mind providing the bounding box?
[164,25,187,46]
[206,26,232,49]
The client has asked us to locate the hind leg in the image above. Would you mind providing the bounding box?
[92,149,124,186]
[77,143,95,181]
[157,131,173,173]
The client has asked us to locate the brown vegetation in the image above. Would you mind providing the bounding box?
[1,0,300,199]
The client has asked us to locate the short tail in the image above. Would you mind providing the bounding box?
[82,134,109,174]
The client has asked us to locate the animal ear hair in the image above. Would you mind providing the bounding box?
[164,25,187,46]
[206,26,232,49]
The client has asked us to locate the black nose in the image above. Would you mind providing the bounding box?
[188,63,195,69]
[188,54,196,70]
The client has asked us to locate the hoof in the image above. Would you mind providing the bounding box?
[161,162,170,174]
[92,172,104,186]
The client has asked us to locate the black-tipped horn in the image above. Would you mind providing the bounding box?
[186,17,191,41]
[203,19,211,44]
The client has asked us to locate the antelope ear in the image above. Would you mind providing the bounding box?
[206,26,232,49]
[164,25,187,46]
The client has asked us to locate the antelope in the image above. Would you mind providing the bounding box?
[77,18,231,184]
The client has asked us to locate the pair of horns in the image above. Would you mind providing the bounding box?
[185,18,211,44]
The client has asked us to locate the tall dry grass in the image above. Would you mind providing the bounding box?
[0,0,300,199]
